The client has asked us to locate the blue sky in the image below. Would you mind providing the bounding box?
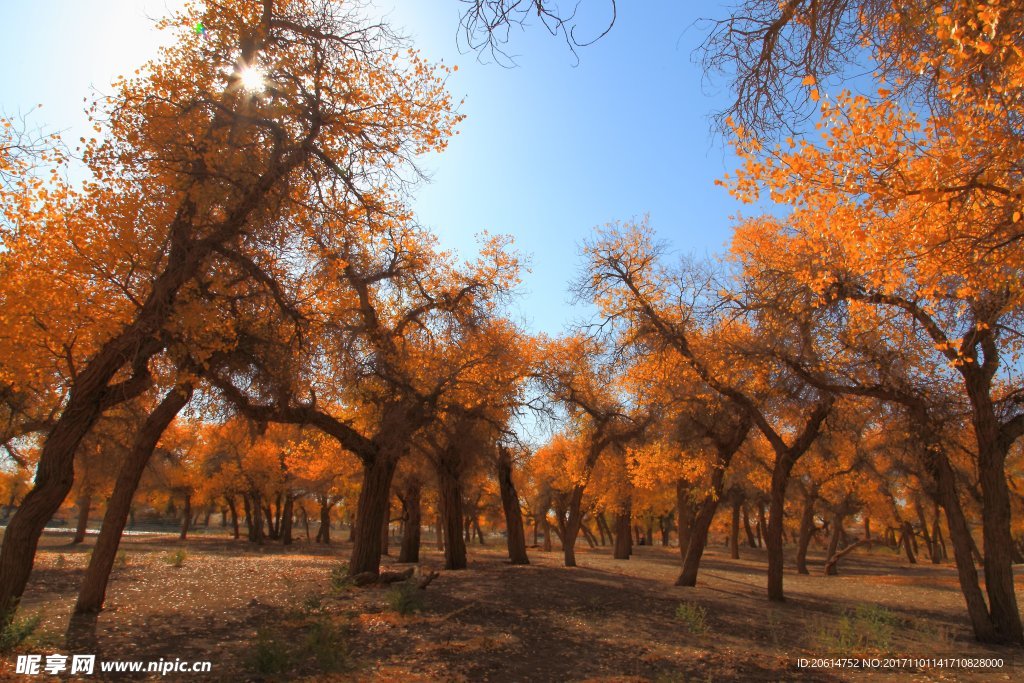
[1,1,743,335]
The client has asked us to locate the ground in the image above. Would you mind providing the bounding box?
[0,530,1021,682]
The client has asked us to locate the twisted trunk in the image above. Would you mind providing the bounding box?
[437,465,467,570]
[613,499,632,560]
[398,482,421,563]
[75,385,192,614]
[348,455,397,575]
[496,450,529,565]
[796,491,816,575]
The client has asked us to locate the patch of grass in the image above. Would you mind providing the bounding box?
[814,603,897,653]
[302,593,324,614]
[767,608,782,647]
[674,601,708,635]
[250,628,291,676]
[329,563,353,594]
[386,580,424,616]
[0,610,41,653]
[164,549,187,568]
[915,618,955,645]
[303,618,350,672]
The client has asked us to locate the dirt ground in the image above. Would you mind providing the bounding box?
[1,530,1021,682]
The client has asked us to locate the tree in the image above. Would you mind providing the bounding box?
[0,0,461,621]
[722,0,1024,638]
[579,219,836,601]
[535,333,649,567]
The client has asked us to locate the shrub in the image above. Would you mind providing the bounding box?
[304,618,350,672]
[302,593,324,614]
[115,550,129,569]
[814,603,897,652]
[0,610,41,653]
[164,550,187,568]
[251,629,290,676]
[386,581,424,616]
[674,601,708,635]
[329,563,353,594]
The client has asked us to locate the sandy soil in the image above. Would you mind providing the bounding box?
[0,530,1021,681]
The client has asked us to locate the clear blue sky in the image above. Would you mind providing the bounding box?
[1,1,743,335]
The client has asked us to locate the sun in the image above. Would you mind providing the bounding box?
[238,65,266,93]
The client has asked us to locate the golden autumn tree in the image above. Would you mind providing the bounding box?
[534,333,650,567]
[201,221,521,576]
[622,347,752,585]
[0,0,462,620]
[721,0,1024,644]
[579,220,835,601]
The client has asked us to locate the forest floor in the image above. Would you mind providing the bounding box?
[0,529,1021,682]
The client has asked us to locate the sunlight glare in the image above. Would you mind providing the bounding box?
[238,65,266,93]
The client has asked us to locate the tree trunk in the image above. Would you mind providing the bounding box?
[561,486,585,567]
[932,504,946,563]
[916,500,934,561]
[496,449,529,565]
[242,494,252,540]
[766,455,796,602]
[864,515,871,550]
[473,515,486,545]
[438,465,467,570]
[301,505,310,542]
[824,508,845,576]
[179,494,192,541]
[676,479,695,560]
[676,493,723,586]
[226,496,239,540]
[899,521,917,563]
[398,483,421,563]
[825,538,870,575]
[281,494,294,546]
[580,519,599,548]
[931,448,999,643]
[742,503,757,548]
[542,514,552,552]
[349,455,398,576]
[659,515,672,546]
[729,494,741,560]
[436,511,444,550]
[264,504,277,540]
[73,491,92,545]
[74,385,191,614]
[0,333,162,622]
[250,492,265,545]
[613,500,632,560]
[796,492,816,575]
[273,493,283,540]
[974,431,1023,644]
[597,513,613,547]
[316,499,332,544]
[757,501,768,549]
[381,500,391,556]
